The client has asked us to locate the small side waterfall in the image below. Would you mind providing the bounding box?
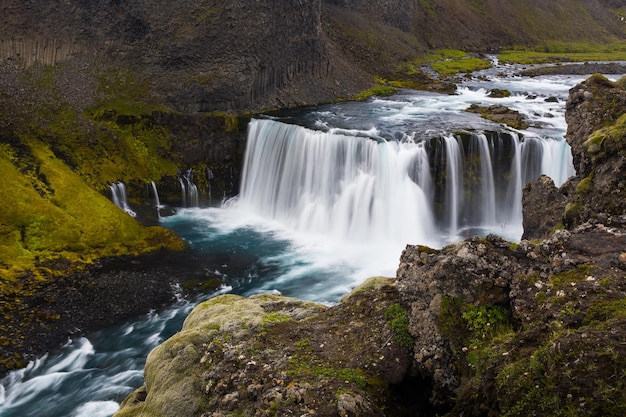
[238,119,576,246]
[150,181,162,217]
[178,169,199,207]
[109,182,136,217]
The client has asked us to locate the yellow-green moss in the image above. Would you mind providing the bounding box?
[548,264,594,289]
[353,84,398,101]
[431,57,492,76]
[584,113,626,157]
[0,137,185,281]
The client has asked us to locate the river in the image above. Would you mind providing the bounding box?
[1,67,620,417]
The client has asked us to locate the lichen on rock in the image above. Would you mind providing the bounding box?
[115,278,423,417]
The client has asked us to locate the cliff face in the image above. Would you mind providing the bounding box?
[0,0,369,113]
[1,0,624,113]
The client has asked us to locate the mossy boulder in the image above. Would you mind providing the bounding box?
[466,104,529,130]
[563,74,626,228]
[115,278,423,417]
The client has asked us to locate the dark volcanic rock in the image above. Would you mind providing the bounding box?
[397,224,626,416]
[466,103,528,129]
[0,0,370,114]
[564,74,626,227]
[565,74,626,177]
[521,175,571,240]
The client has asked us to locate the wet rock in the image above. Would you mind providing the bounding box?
[488,88,511,98]
[522,175,569,240]
[466,103,528,129]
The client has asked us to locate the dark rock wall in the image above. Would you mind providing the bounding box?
[0,0,369,114]
[2,0,624,115]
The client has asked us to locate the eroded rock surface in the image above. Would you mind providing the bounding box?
[115,278,425,417]
[397,224,626,416]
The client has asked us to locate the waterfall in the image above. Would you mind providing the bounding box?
[442,135,463,236]
[109,182,136,217]
[239,119,574,245]
[150,181,162,217]
[178,169,199,207]
[239,119,437,246]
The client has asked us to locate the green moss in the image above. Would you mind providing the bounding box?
[549,264,594,289]
[416,244,438,254]
[0,138,185,280]
[287,340,371,390]
[384,304,414,349]
[353,84,398,101]
[261,312,292,326]
[576,175,593,193]
[584,298,626,325]
[430,57,492,76]
[494,326,626,417]
[585,113,626,157]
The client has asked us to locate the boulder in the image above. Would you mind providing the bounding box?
[521,175,571,240]
[115,278,422,417]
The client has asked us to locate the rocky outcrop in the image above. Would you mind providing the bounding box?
[466,104,528,129]
[521,175,572,240]
[565,74,626,178]
[521,74,626,238]
[393,73,626,415]
[397,225,626,416]
[114,277,423,417]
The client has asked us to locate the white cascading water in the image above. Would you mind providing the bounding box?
[109,182,136,217]
[238,118,574,246]
[1,71,594,417]
[238,119,439,247]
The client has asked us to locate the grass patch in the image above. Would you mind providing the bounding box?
[406,49,492,77]
[384,304,414,349]
[353,84,398,101]
[499,42,626,64]
[431,57,492,76]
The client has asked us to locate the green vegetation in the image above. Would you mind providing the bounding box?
[431,56,492,76]
[353,84,398,101]
[549,264,594,288]
[384,304,414,349]
[404,49,493,77]
[287,339,371,390]
[585,113,626,156]
[499,42,626,64]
